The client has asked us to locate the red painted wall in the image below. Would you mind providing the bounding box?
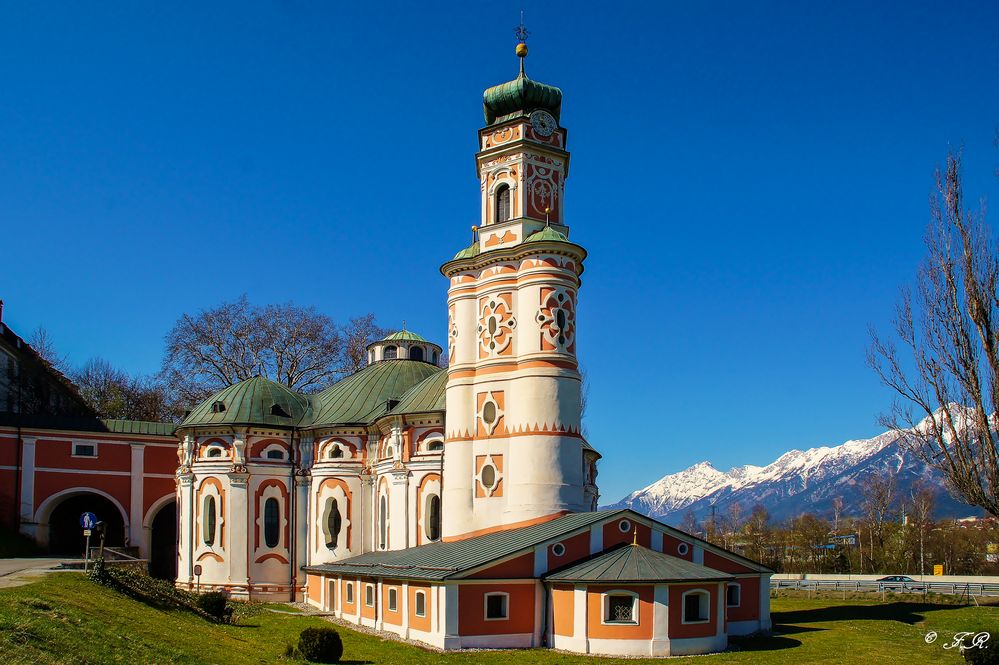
[458,583,534,636]
[547,530,590,571]
[668,583,718,639]
[603,518,651,549]
[466,551,534,579]
[726,577,760,622]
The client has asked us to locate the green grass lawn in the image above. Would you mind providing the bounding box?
[1,574,995,664]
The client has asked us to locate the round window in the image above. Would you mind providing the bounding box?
[482,401,497,425]
[551,542,566,557]
[618,519,632,533]
[678,542,690,556]
[481,464,496,488]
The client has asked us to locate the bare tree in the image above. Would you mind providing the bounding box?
[832,496,845,532]
[339,313,388,375]
[860,469,897,571]
[907,483,935,578]
[162,298,383,406]
[28,327,71,375]
[74,358,174,421]
[869,150,999,518]
[679,509,699,536]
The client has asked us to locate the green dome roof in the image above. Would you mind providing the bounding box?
[390,370,447,415]
[310,359,443,427]
[181,376,312,429]
[525,227,569,243]
[383,330,428,343]
[483,73,562,126]
[452,241,481,260]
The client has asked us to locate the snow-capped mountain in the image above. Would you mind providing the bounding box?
[605,425,983,524]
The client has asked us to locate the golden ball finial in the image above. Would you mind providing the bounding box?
[516,42,528,58]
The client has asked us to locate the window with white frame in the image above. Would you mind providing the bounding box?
[72,442,97,458]
[387,588,398,612]
[484,592,509,620]
[345,582,354,604]
[727,582,741,608]
[603,592,638,624]
[682,590,710,623]
[202,495,217,546]
[365,584,375,607]
[205,446,224,459]
[415,591,426,617]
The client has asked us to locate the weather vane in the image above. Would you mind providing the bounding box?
[515,11,529,44]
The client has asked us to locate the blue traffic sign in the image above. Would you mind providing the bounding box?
[80,512,97,529]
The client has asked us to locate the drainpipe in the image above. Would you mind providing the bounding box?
[539,581,550,647]
[289,432,297,602]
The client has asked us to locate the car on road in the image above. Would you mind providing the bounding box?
[876,575,926,591]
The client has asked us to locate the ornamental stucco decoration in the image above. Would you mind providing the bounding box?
[477,294,517,357]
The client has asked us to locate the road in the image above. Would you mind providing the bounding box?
[0,558,78,589]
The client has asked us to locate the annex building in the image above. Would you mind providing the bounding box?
[2,42,772,658]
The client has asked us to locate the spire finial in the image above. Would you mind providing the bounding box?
[515,11,529,75]
[402,319,407,331]
[632,527,638,546]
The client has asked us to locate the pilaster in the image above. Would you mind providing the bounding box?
[129,443,145,554]
[227,471,250,596]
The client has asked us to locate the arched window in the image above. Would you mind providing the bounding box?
[426,439,444,452]
[203,495,216,546]
[425,494,441,542]
[206,447,222,458]
[266,449,284,460]
[410,346,424,362]
[326,498,342,550]
[495,184,511,223]
[682,590,710,624]
[432,351,439,365]
[379,495,388,549]
[264,498,280,548]
[330,446,344,459]
[383,345,397,360]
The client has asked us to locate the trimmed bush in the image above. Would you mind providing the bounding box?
[297,627,343,664]
[965,642,999,664]
[195,591,233,623]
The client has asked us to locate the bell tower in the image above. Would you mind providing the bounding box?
[441,36,600,541]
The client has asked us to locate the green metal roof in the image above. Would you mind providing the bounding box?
[382,330,429,343]
[310,360,442,427]
[483,73,562,125]
[544,543,732,583]
[525,227,569,244]
[180,376,312,429]
[452,241,481,260]
[390,370,447,415]
[305,510,626,581]
[102,419,177,436]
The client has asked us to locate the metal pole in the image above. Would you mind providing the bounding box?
[84,533,91,572]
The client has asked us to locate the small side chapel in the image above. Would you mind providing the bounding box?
[173,37,772,658]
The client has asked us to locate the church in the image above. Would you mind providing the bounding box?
[170,41,773,657]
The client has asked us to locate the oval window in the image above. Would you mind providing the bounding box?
[678,542,690,556]
[326,498,342,550]
[618,519,632,533]
[264,498,280,548]
[552,542,566,557]
[203,496,216,546]
[481,464,496,488]
[425,494,441,541]
[482,401,497,425]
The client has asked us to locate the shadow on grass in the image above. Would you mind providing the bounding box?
[729,635,802,652]
[776,601,964,626]
[770,623,824,635]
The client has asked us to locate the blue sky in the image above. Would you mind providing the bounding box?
[1,2,998,502]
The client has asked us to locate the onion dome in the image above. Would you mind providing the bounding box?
[382,330,428,342]
[483,43,562,125]
[309,359,443,427]
[180,376,312,429]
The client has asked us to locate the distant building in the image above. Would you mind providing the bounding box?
[0,308,179,578]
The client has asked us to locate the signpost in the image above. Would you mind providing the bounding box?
[80,512,97,571]
[933,564,945,576]
[194,564,203,593]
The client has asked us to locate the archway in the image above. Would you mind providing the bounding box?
[148,501,177,580]
[46,492,126,555]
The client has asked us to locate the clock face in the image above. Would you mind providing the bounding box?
[530,110,557,137]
